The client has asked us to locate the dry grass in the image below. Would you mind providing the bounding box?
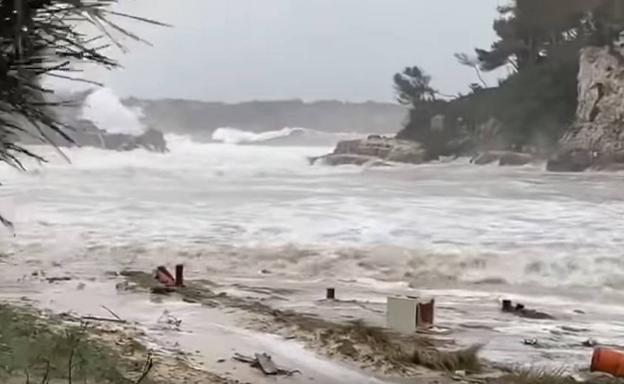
[494,368,624,384]
[496,369,572,384]
[410,344,483,373]
[0,304,151,383]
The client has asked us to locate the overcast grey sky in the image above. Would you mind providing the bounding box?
[95,0,505,102]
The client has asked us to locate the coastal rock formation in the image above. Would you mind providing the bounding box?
[52,119,168,152]
[310,136,425,166]
[30,89,169,153]
[548,47,624,171]
[471,150,535,166]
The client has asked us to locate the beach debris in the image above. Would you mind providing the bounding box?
[522,338,538,346]
[232,352,301,376]
[153,264,185,290]
[81,305,127,324]
[102,305,124,321]
[157,310,182,330]
[256,353,279,375]
[82,315,127,324]
[326,287,336,300]
[175,264,184,287]
[386,296,434,333]
[155,266,175,287]
[583,339,598,348]
[591,347,624,377]
[46,276,72,283]
[501,299,513,312]
[501,299,554,320]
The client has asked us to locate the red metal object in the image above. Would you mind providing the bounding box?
[326,288,335,300]
[155,266,175,287]
[592,348,624,377]
[416,299,435,327]
[175,264,184,287]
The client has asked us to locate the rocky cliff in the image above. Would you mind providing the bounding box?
[548,47,624,171]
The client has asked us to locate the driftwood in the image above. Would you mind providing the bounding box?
[81,316,127,324]
[102,305,123,321]
[81,306,127,324]
[232,353,301,376]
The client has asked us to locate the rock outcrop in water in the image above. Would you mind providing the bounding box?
[548,47,624,172]
[21,90,169,152]
[62,121,168,152]
[310,136,425,166]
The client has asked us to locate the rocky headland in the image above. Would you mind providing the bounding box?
[318,46,624,171]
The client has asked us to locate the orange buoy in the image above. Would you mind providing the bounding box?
[591,348,624,377]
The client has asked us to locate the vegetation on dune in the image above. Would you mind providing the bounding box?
[0,305,152,383]
[397,0,624,154]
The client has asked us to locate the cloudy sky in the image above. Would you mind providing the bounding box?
[91,0,506,102]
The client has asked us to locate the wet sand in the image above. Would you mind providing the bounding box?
[1,264,613,383]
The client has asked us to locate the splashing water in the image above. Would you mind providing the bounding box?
[80,88,145,135]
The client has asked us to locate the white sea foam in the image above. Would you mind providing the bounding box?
[212,126,362,146]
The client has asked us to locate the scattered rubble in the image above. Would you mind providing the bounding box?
[157,310,182,330]
[232,352,301,376]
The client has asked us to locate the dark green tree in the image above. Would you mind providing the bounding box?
[476,0,617,72]
[393,66,437,106]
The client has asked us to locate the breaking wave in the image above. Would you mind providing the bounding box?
[80,88,146,135]
[212,127,362,146]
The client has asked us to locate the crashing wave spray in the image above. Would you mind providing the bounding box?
[80,88,145,135]
[212,127,363,146]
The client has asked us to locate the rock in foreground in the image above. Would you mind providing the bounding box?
[311,136,426,166]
